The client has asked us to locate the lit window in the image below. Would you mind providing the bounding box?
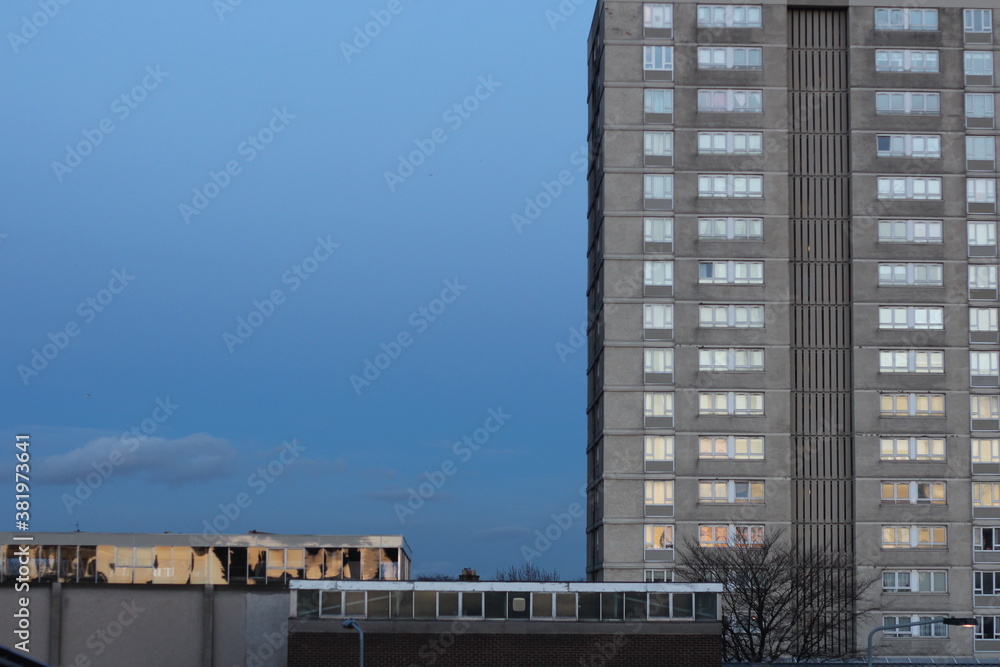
[880,437,945,461]
[698,89,763,113]
[699,304,765,328]
[698,217,763,240]
[881,481,946,504]
[881,525,947,549]
[644,392,674,417]
[878,350,944,374]
[644,89,673,115]
[645,436,674,464]
[697,132,763,155]
[875,49,939,72]
[645,480,674,506]
[966,9,993,34]
[971,395,1000,422]
[876,177,942,200]
[644,348,674,374]
[975,482,1000,507]
[698,174,763,198]
[878,306,943,330]
[699,480,764,504]
[697,47,762,70]
[878,219,942,244]
[643,3,673,28]
[876,91,940,115]
[698,391,764,416]
[877,263,943,286]
[876,134,941,158]
[699,261,764,284]
[698,524,764,547]
[883,570,947,593]
[696,5,762,27]
[698,348,764,372]
[874,8,938,30]
[698,436,764,460]
[883,615,947,638]
[880,393,945,417]
[644,525,674,550]
[644,46,674,71]
[973,438,1000,464]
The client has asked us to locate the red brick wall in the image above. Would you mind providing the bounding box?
[289,631,722,667]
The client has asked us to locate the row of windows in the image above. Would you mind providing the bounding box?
[640,5,993,34]
[645,479,765,505]
[878,393,1000,421]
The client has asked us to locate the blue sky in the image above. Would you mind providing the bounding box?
[1,0,594,578]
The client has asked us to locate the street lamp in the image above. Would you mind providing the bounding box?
[343,619,364,667]
[866,616,977,666]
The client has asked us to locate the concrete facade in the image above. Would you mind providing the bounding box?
[587,0,999,658]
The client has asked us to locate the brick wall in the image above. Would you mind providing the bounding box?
[289,630,722,667]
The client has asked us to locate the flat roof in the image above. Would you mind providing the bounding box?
[291,581,723,593]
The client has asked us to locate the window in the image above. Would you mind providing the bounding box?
[698,524,765,547]
[644,3,673,28]
[975,572,1000,595]
[698,392,764,416]
[969,178,998,204]
[880,393,945,417]
[645,481,674,506]
[977,527,1000,551]
[877,263,943,286]
[878,306,943,330]
[698,174,763,198]
[644,175,674,201]
[883,615,947,638]
[883,570,947,593]
[644,348,674,374]
[644,89,673,115]
[973,438,1000,464]
[881,525,947,549]
[968,137,996,168]
[878,350,944,374]
[876,177,942,201]
[881,481,946,504]
[644,132,673,163]
[698,89,763,113]
[644,392,674,418]
[971,308,999,334]
[698,261,764,284]
[645,217,674,244]
[697,5,762,27]
[699,436,764,460]
[875,49,939,73]
[698,348,764,372]
[698,217,764,240]
[644,304,673,329]
[644,569,672,582]
[697,132,763,156]
[966,51,994,82]
[699,305,765,328]
[644,261,673,287]
[967,93,996,121]
[645,435,674,465]
[878,219,942,244]
[643,46,673,72]
[644,525,674,550]
[967,9,993,33]
[978,616,1000,641]
[880,437,945,461]
[876,135,941,158]
[972,395,1000,423]
[697,47,762,70]
[874,8,938,30]
[876,91,940,115]
[975,482,1000,507]
[971,351,1000,383]
[970,265,999,294]
[699,480,764,504]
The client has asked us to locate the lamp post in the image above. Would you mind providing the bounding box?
[866,616,977,666]
[343,619,364,667]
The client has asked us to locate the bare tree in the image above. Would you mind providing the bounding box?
[493,563,560,582]
[675,530,876,662]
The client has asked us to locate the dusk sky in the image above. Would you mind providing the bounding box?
[1,0,594,578]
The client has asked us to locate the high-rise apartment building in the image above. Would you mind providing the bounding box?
[586,0,999,657]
